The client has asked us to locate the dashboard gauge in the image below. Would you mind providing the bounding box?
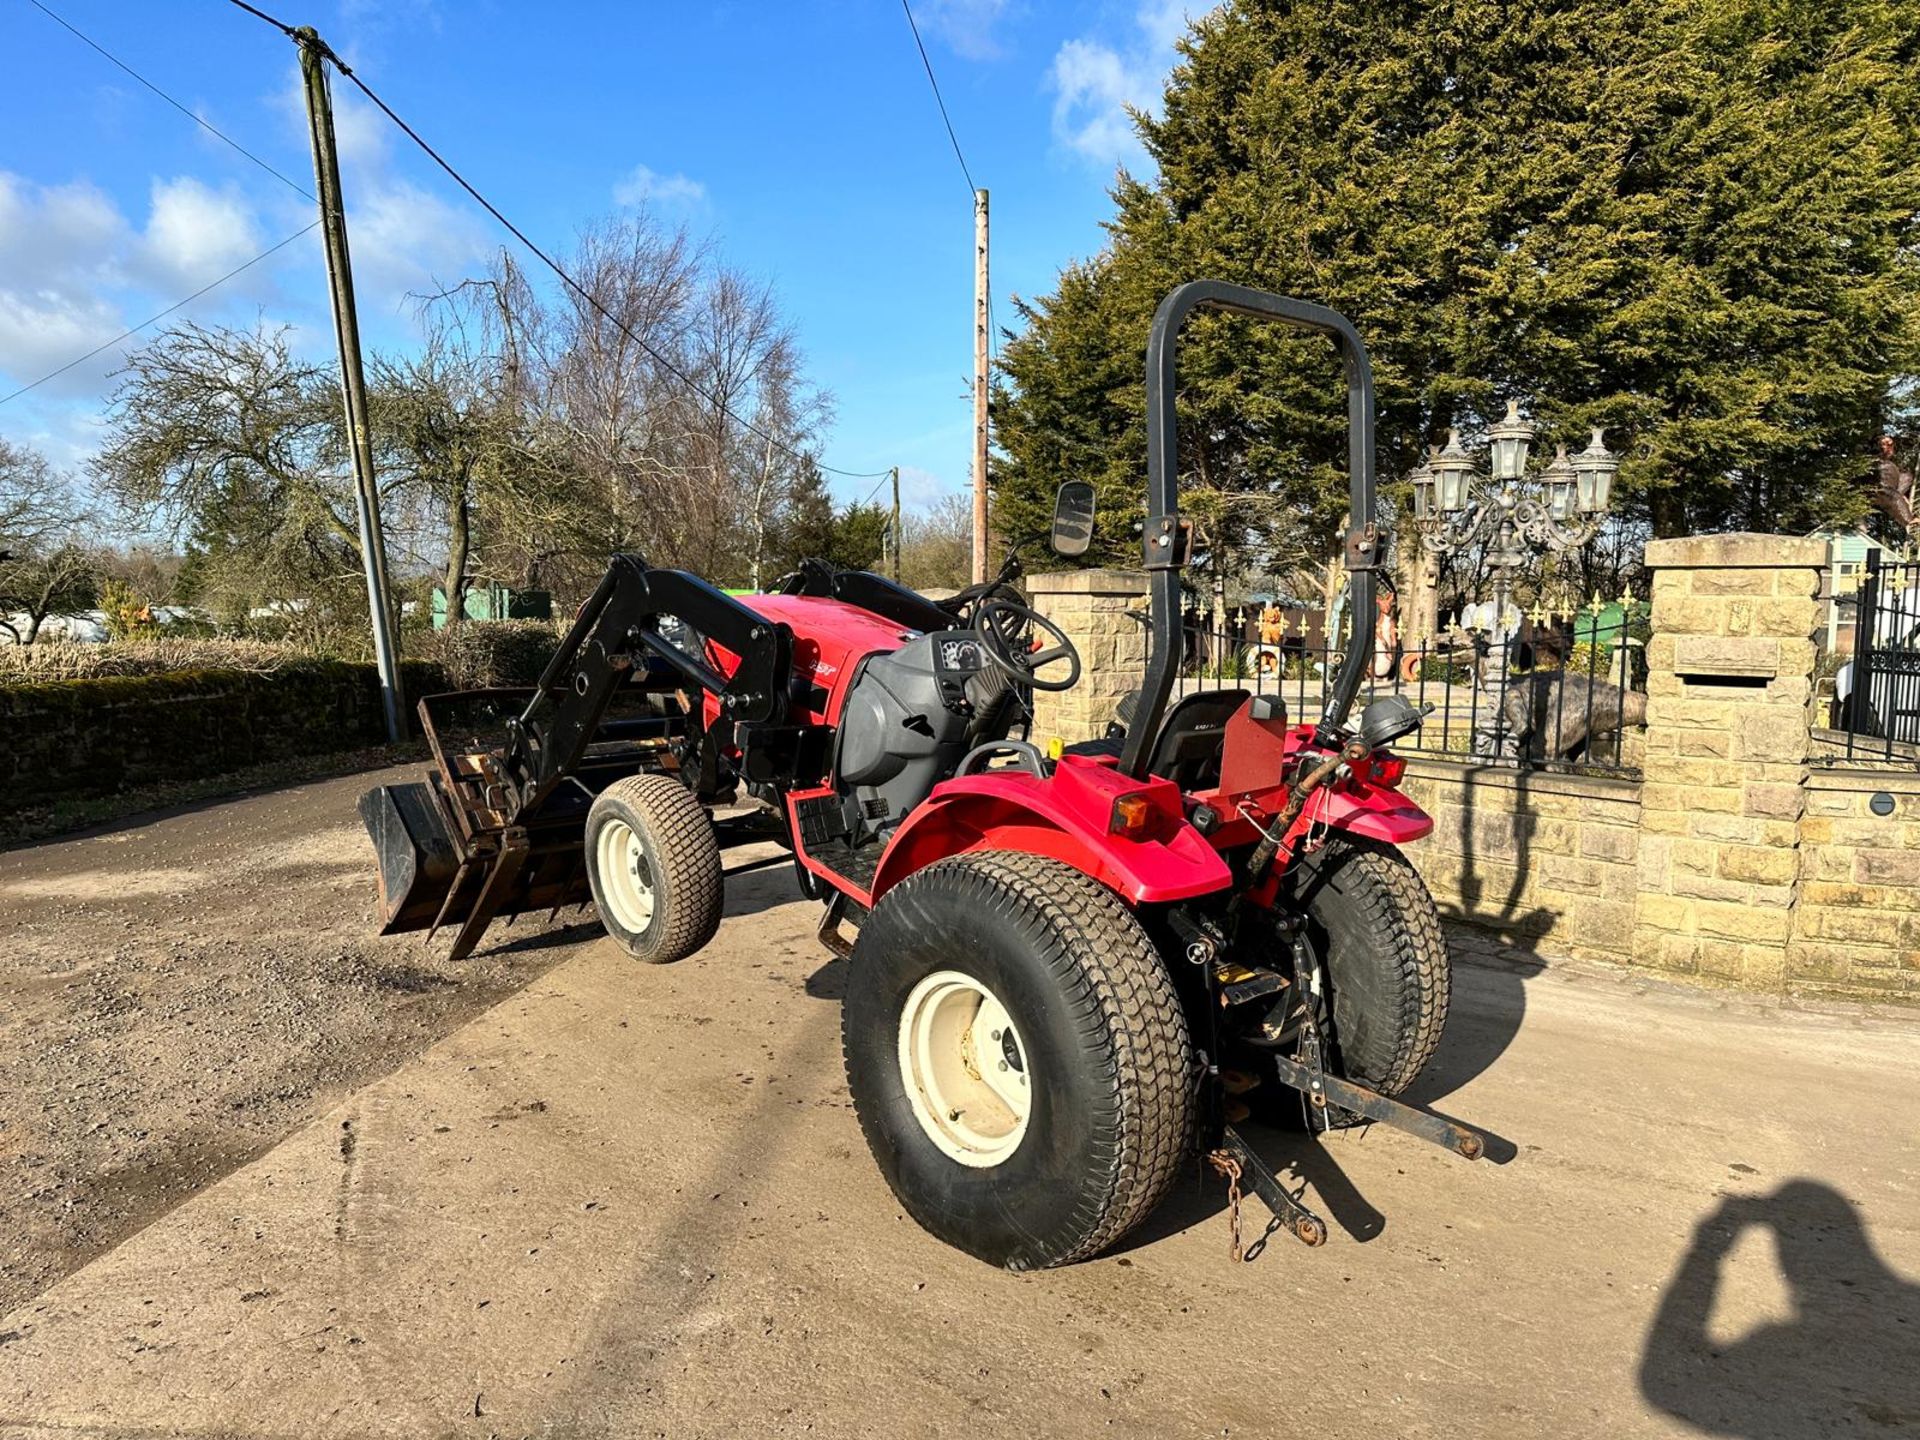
[938,636,987,672]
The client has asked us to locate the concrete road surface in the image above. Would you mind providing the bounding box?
[2,767,1918,1439]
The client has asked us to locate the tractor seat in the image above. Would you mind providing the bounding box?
[1061,688,1251,789]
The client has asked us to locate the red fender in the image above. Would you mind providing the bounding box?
[1309,783,1434,844]
[870,756,1232,905]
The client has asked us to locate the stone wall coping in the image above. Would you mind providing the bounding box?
[1025,567,1150,597]
[1403,756,1642,804]
[1805,767,1920,797]
[1643,532,1828,570]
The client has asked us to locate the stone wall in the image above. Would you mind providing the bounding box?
[1025,568,1148,747]
[1630,534,1825,990]
[1396,760,1641,968]
[1018,541,1912,1002]
[1791,770,1920,998]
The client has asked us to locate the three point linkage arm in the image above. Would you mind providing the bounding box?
[496,554,793,822]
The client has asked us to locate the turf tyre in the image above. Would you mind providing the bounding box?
[842,851,1195,1269]
[584,774,722,964]
[1280,836,1449,1094]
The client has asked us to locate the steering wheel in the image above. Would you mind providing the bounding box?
[974,597,1082,693]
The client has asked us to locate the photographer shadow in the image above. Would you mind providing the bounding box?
[1640,1180,1920,1437]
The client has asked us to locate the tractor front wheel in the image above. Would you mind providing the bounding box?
[842,852,1196,1270]
[584,774,723,964]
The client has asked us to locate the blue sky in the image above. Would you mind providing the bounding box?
[0,0,1195,515]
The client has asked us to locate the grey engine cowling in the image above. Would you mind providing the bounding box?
[836,633,994,839]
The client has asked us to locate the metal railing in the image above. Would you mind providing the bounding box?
[1168,604,1646,777]
[1835,552,1920,761]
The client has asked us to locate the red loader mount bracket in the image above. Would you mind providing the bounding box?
[359,280,1497,1270]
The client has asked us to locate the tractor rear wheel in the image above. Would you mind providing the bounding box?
[842,851,1195,1270]
[1281,836,1449,1095]
[584,774,723,964]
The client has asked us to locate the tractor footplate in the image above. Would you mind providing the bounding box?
[1213,1125,1327,1254]
[816,893,856,960]
[1268,1055,1487,1161]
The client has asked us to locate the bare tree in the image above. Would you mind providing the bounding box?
[492,220,829,593]
[89,323,394,643]
[898,493,973,593]
[94,323,366,556]
[0,439,98,642]
[373,276,547,627]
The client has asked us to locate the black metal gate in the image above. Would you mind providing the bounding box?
[1841,551,1920,759]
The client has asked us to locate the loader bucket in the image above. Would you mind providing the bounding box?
[360,780,462,934]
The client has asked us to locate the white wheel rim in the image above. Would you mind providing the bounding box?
[897,970,1032,1168]
[596,819,656,934]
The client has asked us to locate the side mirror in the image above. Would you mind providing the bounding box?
[1050,481,1096,557]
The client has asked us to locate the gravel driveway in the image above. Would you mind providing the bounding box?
[2,764,1918,1438]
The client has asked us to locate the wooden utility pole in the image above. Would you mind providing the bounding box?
[971,187,990,584]
[890,466,902,582]
[297,28,404,742]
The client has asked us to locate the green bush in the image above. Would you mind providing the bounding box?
[416,619,562,689]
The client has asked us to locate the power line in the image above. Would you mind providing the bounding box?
[223,2,894,483]
[25,0,313,201]
[899,0,977,197]
[898,4,1000,414]
[0,222,321,408]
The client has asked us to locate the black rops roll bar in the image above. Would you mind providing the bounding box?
[1119,281,1380,780]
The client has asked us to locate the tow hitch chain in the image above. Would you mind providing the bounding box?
[1211,1127,1328,1255]
[1205,1147,1246,1261]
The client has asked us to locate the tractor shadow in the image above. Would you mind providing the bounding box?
[1121,1099,1514,1260]
[1403,935,1540,1111]
[719,857,812,921]
[805,956,847,1000]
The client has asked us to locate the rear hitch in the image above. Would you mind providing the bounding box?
[1211,1125,1328,1256]
[1268,1056,1486,1161]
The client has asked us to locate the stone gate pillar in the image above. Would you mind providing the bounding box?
[1024,568,1150,748]
[1632,533,1825,988]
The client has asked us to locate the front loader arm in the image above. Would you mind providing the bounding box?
[499,553,793,821]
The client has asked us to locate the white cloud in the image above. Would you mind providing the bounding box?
[0,289,126,394]
[612,163,708,211]
[343,177,488,317]
[0,174,127,291]
[138,177,265,291]
[0,171,290,399]
[895,464,964,511]
[1048,1,1205,169]
[922,0,1012,62]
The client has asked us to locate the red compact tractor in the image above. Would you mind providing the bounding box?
[362,282,1486,1269]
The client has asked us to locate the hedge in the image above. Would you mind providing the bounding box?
[416,619,562,689]
[0,659,449,813]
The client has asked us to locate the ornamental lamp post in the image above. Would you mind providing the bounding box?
[1409,399,1619,757]
[1409,454,1436,520]
[1543,445,1578,521]
[1572,426,1619,514]
[1486,397,1535,484]
[1432,429,1477,514]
